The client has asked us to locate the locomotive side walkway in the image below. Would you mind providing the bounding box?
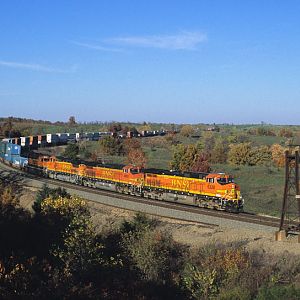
[0,162,278,232]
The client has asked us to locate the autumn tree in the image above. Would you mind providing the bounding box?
[32,184,70,213]
[123,138,142,154]
[271,144,286,167]
[228,143,253,165]
[250,145,272,166]
[191,152,211,173]
[126,148,147,167]
[200,131,216,152]
[120,213,184,284]
[170,144,210,172]
[180,125,194,137]
[164,132,177,145]
[144,136,166,151]
[279,128,293,138]
[228,143,272,166]
[0,117,22,138]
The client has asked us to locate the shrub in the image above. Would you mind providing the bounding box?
[256,284,300,300]
[32,184,70,213]
[120,213,185,284]
[180,125,194,137]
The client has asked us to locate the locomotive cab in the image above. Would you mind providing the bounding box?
[205,173,243,210]
[123,165,141,175]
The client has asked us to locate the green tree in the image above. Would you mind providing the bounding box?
[68,116,76,126]
[210,139,228,164]
[99,136,123,155]
[40,196,105,274]
[62,143,79,160]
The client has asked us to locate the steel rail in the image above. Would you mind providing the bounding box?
[0,161,280,229]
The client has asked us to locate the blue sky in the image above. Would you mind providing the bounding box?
[1,1,300,124]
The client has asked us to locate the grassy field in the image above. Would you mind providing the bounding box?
[212,164,284,216]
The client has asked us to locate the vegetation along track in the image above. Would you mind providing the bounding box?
[0,161,281,230]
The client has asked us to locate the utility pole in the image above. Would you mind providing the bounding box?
[276,150,300,241]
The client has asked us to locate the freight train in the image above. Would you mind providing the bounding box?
[0,139,244,212]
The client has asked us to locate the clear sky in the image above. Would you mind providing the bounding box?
[1,1,300,124]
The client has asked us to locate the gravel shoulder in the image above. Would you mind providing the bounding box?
[19,185,300,256]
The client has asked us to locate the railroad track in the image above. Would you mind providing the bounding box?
[0,161,281,229]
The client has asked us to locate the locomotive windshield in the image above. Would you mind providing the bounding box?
[217,177,234,185]
[130,168,140,174]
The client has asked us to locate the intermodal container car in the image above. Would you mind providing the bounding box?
[21,137,30,147]
[38,135,47,146]
[6,143,21,155]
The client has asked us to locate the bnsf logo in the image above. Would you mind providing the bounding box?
[171,179,190,190]
[104,170,114,177]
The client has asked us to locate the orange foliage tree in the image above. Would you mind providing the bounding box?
[270,144,286,167]
[126,148,147,167]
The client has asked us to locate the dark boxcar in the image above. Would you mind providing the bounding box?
[92,132,100,141]
[38,135,47,146]
[29,136,38,149]
[57,133,68,143]
[67,133,76,142]
[15,137,21,145]
[47,134,59,145]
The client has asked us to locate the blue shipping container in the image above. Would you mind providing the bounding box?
[6,143,21,155]
[12,156,28,167]
[3,153,12,163]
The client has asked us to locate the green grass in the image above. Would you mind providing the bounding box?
[248,135,284,146]
[212,164,284,216]
[143,146,172,169]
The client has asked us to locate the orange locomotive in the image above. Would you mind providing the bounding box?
[27,156,243,212]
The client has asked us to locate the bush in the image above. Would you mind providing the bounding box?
[120,213,185,284]
[256,285,300,300]
[32,184,70,213]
